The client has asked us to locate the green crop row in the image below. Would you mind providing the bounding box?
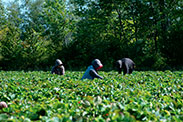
[0,71,183,121]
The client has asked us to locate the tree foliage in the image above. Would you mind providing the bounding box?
[0,0,72,70]
[0,0,182,70]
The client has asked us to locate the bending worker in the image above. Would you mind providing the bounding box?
[81,59,103,80]
[116,58,135,75]
[51,59,65,75]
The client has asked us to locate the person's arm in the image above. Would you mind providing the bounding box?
[133,62,135,69]
[61,66,65,75]
[89,69,103,79]
[125,64,130,74]
[51,67,55,74]
[116,60,122,74]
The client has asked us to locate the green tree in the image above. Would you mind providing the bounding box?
[65,0,182,69]
[159,0,183,66]
[0,0,51,70]
[0,1,22,70]
[41,0,71,53]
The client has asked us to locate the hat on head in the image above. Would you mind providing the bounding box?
[55,59,63,66]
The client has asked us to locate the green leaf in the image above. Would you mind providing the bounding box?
[0,114,8,121]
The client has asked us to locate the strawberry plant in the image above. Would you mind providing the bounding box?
[0,70,183,121]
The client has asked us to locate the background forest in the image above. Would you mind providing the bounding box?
[0,0,182,71]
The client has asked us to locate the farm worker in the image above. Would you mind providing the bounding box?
[116,58,135,75]
[51,59,65,75]
[81,59,103,80]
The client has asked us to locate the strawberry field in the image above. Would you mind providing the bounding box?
[0,71,183,121]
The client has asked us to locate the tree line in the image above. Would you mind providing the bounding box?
[0,0,182,71]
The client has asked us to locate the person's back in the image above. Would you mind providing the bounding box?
[81,59,103,80]
[51,59,65,75]
[81,65,95,80]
